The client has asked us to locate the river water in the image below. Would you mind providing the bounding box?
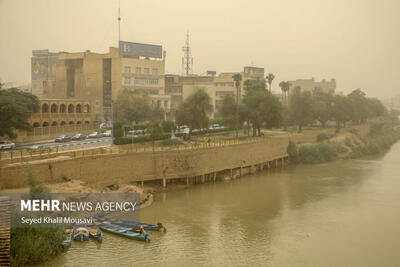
[39,142,400,267]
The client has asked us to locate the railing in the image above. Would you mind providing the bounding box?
[0,136,284,163]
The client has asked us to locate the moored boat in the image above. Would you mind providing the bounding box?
[88,224,102,242]
[94,216,166,232]
[72,223,90,241]
[61,229,72,249]
[97,222,150,242]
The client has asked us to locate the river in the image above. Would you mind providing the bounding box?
[39,142,400,266]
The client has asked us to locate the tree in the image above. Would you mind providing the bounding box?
[347,89,369,124]
[232,73,243,138]
[219,94,238,129]
[151,106,165,120]
[147,120,164,148]
[266,73,275,92]
[312,88,334,127]
[243,78,266,92]
[243,90,282,136]
[241,79,282,136]
[115,89,152,125]
[332,95,352,128]
[279,81,291,101]
[288,87,316,133]
[0,88,39,139]
[175,89,213,135]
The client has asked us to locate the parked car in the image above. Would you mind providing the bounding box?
[72,133,86,141]
[88,132,103,138]
[27,144,45,150]
[0,140,15,150]
[103,130,112,137]
[55,135,71,143]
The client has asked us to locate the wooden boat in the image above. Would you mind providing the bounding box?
[88,224,102,242]
[97,222,150,242]
[94,216,166,232]
[61,229,72,249]
[72,223,90,241]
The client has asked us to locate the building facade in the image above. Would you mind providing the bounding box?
[287,78,336,93]
[165,66,265,118]
[14,99,97,144]
[31,41,171,121]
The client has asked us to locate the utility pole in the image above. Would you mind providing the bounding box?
[111,0,121,145]
[118,0,121,45]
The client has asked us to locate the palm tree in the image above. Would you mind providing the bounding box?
[279,81,291,102]
[266,73,275,92]
[232,73,242,139]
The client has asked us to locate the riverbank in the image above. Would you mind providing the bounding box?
[2,121,399,200]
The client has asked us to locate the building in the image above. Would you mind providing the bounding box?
[31,41,171,121]
[14,98,97,144]
[165,66,265,117]
[287,78,336,94]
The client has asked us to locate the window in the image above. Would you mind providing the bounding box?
[152,68,158,75]
[124,66,131,73]
[124,77,131,84]
[216,91,234,97]
[134,79,158,85]
[123,43,130,52]
[144,68,149,74]
[135,67,141,73]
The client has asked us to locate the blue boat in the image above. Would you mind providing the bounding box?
[94,216,166,232]
[98,222,150,242]
[72,223,90,241]
[61,229,72,249]
[88,224,102,242]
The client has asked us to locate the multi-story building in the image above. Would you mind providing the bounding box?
[31,41,171,121]
[14,98,97,144]
[287,77,336,93]
[165,66,264,118]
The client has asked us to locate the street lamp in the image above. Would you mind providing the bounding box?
[105,81,114,145]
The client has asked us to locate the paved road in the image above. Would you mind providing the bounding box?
[5,137,112,153]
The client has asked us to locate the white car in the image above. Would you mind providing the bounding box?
[103,130,112,137]
[88,132,103,138]
[0,140,15,150]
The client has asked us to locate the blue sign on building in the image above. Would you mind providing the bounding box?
[119,41,162,59]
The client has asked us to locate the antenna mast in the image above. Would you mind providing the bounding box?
[182,30,193,76]
[118,0,121,46]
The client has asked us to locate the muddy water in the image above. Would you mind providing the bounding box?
[39,142,400,266]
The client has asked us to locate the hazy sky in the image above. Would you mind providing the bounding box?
[0,0,399,98]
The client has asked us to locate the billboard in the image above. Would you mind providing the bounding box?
[119,41,162,58]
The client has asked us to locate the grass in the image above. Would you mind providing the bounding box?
[10,167,64,266]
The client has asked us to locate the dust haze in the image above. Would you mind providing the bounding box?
[0,0,399,98]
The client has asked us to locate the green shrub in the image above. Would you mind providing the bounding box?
[369,123,384,136]
[115,133,171,145]
[286,140,298,160]
[132,122,149,130]
[113,121,124,139]
[298,143,338,164]
[316,133,329,142]
[161,120,175,133]
[11,167,63,266]
[11,227,64,266]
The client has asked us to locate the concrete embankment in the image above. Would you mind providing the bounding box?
[0,128,338,190]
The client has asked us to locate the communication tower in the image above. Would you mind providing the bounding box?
[182,30,193,76]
